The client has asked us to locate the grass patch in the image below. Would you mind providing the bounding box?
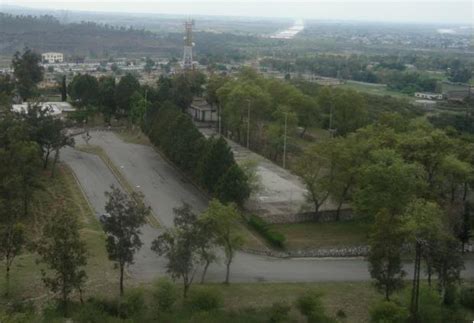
[271,217,371,250]
[338,81,412,100]
[115,128,151,146]
[75,144,160,228]
[0,164,118,305]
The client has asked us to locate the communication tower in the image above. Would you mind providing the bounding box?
[183,19,195,70]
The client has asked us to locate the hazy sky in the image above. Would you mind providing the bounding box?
[2,0,473,24]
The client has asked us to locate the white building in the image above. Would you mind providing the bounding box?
[42,52,64,63]
[11,102,75,118]
[414,92,443,100]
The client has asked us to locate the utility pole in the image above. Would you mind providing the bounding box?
[246,99,251,149]
[283,112,288,169]
[218,105,222,136]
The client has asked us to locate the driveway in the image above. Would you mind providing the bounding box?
[62,132,474,283]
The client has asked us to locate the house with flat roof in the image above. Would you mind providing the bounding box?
[187,98,217,122]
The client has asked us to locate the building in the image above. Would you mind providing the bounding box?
[414,92,443,100]
[187,98,217,122]
[42,52,64,63]
[11,102,75,118]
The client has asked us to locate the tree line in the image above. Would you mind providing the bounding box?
[295,113,473,320]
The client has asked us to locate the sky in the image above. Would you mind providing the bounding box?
[1,0,473,24]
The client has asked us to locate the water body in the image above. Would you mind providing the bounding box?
[270,19,304,39]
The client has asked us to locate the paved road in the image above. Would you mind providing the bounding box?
[63,131,474,283]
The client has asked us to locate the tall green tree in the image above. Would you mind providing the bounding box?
[0,221,25,297]
[294,144,333,217]
[197,136,235,193]
[101,186,149,296]
[353,149,423,217]
[402,199,443,321]
[368,210,406,301]
[151,204,202,298]
[68,74,99,107]
[12,48,44,100]
[98,76,117,123]
[214,164,250,206]
[201,200,244,284]
[36,205,88,316]
[116,74,140,116]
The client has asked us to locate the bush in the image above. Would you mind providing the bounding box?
[369,301,409,323]
[296,290,334,323]
[118,289,146,318]
[248,215,286,248]
[153,278,178,313]
[187,288,223,312]
[401,286,443,323]
[460,286,474,310]
[268,302,291,322]
[73,302,111,323]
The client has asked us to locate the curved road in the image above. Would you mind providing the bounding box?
[62,131,474,283]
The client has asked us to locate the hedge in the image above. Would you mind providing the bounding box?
[248,215,286,249]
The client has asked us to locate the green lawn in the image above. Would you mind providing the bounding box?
[338,81,412,100]
[115,128,152,146]
[0,164,119,304]
[271,218,371,250]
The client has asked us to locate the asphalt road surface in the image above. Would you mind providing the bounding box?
[62,131,474,283]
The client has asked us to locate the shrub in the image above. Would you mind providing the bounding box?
[460,286,474,310]
[369,301,409,323]
[336,309,346,319]
[248,215,286,248]
[153,278,178,313]
[118,289,146,319]
[187,288,223,312]
[73,302,111,323]
[296,290,334,323]
[268,302,291,322]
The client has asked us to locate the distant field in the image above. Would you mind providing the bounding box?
[338,81,413,100]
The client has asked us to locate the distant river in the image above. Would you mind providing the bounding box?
[270,19,304,39]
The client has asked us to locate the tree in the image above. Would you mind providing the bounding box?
[458,202,472,253]
[428,235,464,304]
[332,89,368,136]
[201,200,244,284]
[171,73,193,112]
[402,199,443,321]
[440,154,472,203]
[144,57,155,73]
[0,222,25,297]
[116,74,140,116]
[12,48,44,100]
[129,91,147,126]
[197,136,235,193]
[68,74,99,107]
[101,186,149,296]
[98,76,117,123]
[36,205,88,315]
[214,164,250,206]
[368,210,406,300]
[294,145,332,217]
[151,204,202,298]
[354,149,423,217]
[60,75,67,102]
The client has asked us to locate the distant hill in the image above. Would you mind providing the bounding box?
[0,12,260,61]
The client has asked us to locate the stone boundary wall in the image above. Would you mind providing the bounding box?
[242,245,370,258]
